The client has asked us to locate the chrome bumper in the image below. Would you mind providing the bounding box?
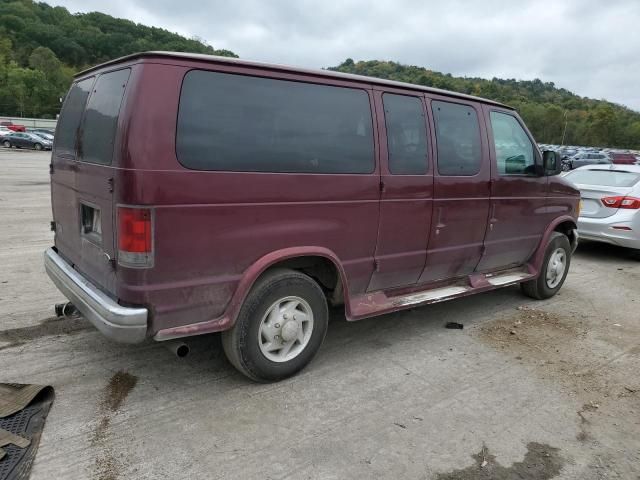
[44,248,147,343]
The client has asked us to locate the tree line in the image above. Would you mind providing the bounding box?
[330,59,640,149]
[0,0,237,118]
[1,1,638,149]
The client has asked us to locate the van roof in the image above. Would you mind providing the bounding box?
[76,51,512,109]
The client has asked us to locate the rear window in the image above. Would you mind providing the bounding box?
[55,77,94,156]
[567,169,640,187]
[176,70,374,173]
[78,68,131,165]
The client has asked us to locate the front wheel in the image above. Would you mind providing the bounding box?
[2,140,10,148]
[34,143,43,151]
[521,232,571,300]
[222,269,328,382]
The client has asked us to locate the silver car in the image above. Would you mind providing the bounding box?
[569,152,612,170]
[565,165,640,255]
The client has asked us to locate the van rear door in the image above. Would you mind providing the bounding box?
[51,68,131,295]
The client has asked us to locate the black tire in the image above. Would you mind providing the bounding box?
[521,232,571,300]
[34,143,42,151]
[2,140,10,148]
[630,249,640,261]
[222,268,328,382]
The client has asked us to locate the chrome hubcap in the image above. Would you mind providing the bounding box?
[546,248,566,288]
[258,296,314,362]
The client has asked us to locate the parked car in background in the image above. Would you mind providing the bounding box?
[0,121,26,132]
[2,132,52,150]
[28,128,56,136]
[0,126,12,137]
[559,147,577,160]
[32,132,54,142]
[611,152,639,165]
[567,152,612,170]
[566,165,640,258]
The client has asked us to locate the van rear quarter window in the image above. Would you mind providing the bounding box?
[78,68,131,165]
[55,77,94,157]
[432,100,482,176]
[176,70,375,173]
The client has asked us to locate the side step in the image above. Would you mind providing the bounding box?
[349,270,534,320]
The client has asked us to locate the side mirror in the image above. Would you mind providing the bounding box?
[542,150,562,176]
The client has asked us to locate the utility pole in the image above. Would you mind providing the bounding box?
[561,110,568,145]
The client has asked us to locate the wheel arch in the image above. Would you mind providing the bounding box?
[154,247,349,341]
[528,216,577,276]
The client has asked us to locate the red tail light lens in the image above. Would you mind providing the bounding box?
[117,207,153,267]
[601,196,640,209]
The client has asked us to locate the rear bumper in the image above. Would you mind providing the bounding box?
[44,247,148,343]
[578,215,640,250]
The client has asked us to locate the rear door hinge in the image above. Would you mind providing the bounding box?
[50,221,56,232]
[49,163,54,174]
[107,177,114,193]
[373,259,380,272]
[379,180,385,193]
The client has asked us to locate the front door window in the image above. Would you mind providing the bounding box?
[490,111,535,175]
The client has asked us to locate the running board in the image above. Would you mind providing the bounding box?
[348,269,534,320]
[486,272,531,286]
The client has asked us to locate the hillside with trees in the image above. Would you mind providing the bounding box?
[0,1,638,149]
[0,0,236,118]
[330,60,640,149]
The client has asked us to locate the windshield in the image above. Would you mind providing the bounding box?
[567,169,640,187]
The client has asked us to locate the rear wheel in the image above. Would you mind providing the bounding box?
[2,140,10,148]
[222,268,328,382]
[521,232,571,300]
[34,143,42,151]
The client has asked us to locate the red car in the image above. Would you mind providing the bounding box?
[611,152,639,165]
[0,121,26,132]
[44,52,579,381]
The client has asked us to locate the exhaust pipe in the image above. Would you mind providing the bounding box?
[55,302,79,318]
[164,341,190,358]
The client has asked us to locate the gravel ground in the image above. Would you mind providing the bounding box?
[1,149,639,480]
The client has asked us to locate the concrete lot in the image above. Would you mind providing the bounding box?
[1,149,639,480]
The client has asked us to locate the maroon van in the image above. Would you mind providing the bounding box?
[44,52,580,381]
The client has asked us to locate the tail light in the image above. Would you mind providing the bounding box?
[601,196,640,209]
[117,206,153,267]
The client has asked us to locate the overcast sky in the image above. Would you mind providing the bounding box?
[50,0,640,111]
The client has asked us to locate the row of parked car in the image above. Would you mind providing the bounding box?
[538,143,640,171]
[0,125,55,151]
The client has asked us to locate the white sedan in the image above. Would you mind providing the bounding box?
[565,165,640,257]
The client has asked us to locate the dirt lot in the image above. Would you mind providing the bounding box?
[1,149,639,479]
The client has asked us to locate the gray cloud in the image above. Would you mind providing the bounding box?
[51,0,640,110]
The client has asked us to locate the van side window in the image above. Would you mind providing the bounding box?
[176,70,375,173]
[432,101,482,176]
[489,111,535,175]
[79,68,130,165]
[383,94,428,175]
[55,77,94,157]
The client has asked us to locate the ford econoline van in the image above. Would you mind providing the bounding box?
[45,52,580,381]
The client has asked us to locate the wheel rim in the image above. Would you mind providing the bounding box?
[3,141,9,148]
[546,248,567,288]
[258,296,314,363]
[35,144,42,150]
